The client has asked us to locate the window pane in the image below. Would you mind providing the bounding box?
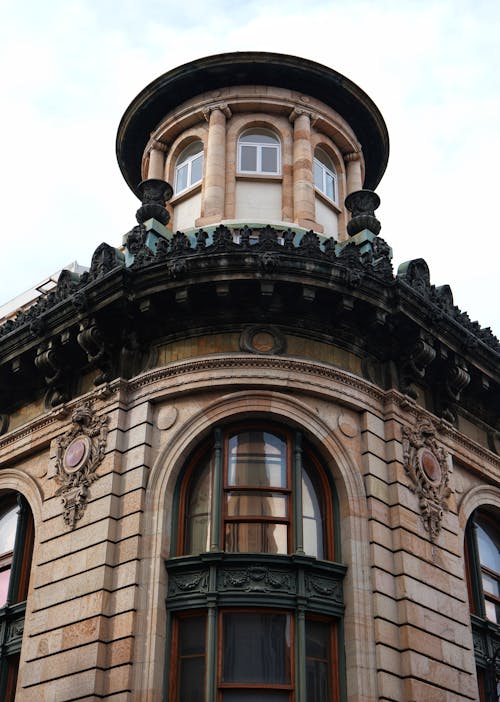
[175,163,188,192]
[0,504,18,556]
[240,131,279,144]
[223,692,289,701]
[240,145,257,171]
[225,522,287,554]
[179,614,206,655]
[228,432,287,487]
[261,146,278,173]
[226,491,287,517]
[179,658,205,702]
[222,612,290,684]
[177,615,206,702]
[476,521,500,573]
[325,172,335,201]
[314,161,323,190]
[306,620,331,702]
[484,598,500,624]
[482,571,500,597]
[190,153,203,185]
[0,568,11,607]
[302,469,324,559]
[185,456,212,554]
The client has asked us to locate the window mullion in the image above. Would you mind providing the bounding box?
[206,605,217,702]
[295,607,306,702]
[210,428,223,552]
[293,431,304,555]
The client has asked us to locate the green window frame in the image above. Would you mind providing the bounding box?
[465,508,500,701]
[0,493,34,701]
[166,423,345,702]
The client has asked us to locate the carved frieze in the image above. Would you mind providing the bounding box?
[401,417,452,541]
[220,566,293,594]
[54,401,109,528]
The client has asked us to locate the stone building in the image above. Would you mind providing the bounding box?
[0,52,498,701]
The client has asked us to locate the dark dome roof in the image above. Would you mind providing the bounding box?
[116,51,389,196]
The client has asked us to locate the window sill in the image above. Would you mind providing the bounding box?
[170,181,202,205]
[236,173,283,182]
[314,188,341,213]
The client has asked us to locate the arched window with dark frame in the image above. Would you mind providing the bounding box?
[166,423,345,702]
[0,493,34,701]
[465,507,500,701]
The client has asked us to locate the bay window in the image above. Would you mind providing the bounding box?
[166,422,345,702]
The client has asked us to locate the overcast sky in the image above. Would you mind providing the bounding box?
[1,0,499,335]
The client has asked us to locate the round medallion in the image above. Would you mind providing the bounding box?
[63,437,91,474]
[252,331,275,353]
[419,448,442,483]
[240,325,286,355]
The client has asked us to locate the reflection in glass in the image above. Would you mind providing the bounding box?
[222,692,289,701]
[222,612,290,684]
[228,432,286,487]
[302,468,324,559]
[0,505,18,556]
[306,619,331,702]
[225,523,287,554]
[185,455,212,554]
[226,491,287,517]
[177,615,206,702]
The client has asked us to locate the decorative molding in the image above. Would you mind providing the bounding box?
[53,401,109,528]
[401,417,452,541]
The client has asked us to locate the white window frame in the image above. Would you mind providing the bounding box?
[237,131,281,175]
[314,151,337,204]
[174,143,204,195]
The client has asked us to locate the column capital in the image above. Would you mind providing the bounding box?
[147,137,168,154]
[202,102,232,122]
[344,149,362,163]
[289,106,317,125]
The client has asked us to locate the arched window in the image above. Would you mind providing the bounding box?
[167,424,344,702]
[238,130,281,175]
[0,493,34,701]
[313,149,337,203]
[465,508,500,701]
[174,141,204,194]
[181,426,331,559]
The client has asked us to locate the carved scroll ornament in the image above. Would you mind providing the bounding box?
[401,417,451,541]
[54,402,109,528]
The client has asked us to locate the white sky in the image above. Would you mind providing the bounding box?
[1,0,499,335]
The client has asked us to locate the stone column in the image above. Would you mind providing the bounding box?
[147,139,168,179]
[344,150,363,194]
[290,107,316,229]
[200,102,232,223]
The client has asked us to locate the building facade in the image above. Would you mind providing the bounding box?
[0,52,498,701]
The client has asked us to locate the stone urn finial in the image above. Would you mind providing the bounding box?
[135,178,173,226]
[345,189,381,236]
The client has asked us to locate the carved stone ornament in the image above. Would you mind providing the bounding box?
[401,417,452,541]
[240,325,286,355]
[54,401,109,528]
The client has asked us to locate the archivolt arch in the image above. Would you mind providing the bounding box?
[133,389,378,701]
